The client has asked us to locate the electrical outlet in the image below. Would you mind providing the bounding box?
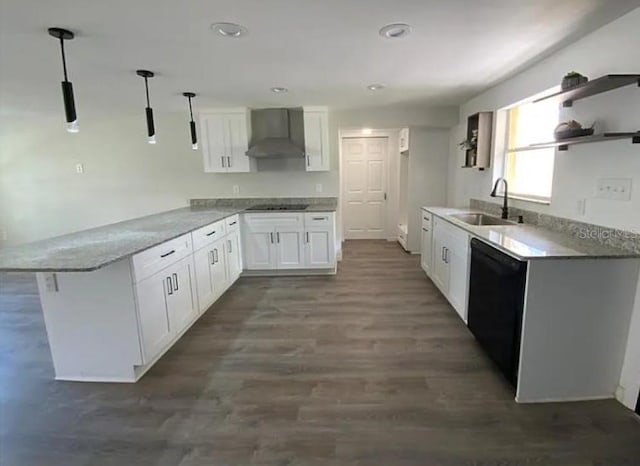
[315,183,323,193]
[232,185,240,195]
[596,178,632,201]
[75,163,84,174]
[44,273,59,292]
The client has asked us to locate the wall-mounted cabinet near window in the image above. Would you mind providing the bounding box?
[200,108,255,173]
[303,107,330,172]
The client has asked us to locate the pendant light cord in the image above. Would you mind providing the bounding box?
[59,37,69,82]
[187,96,194,122]
[144,77,150,107]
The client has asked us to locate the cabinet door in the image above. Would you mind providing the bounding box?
[166,256,198,336]
[431,223,449,294]
[243,226,276,270]
[276,229,305,269]
[210,239,228,297]
[225,113,251,173]
[421,226,433,276]
[447,236,470,322]
[303,110,329,172]
[135,273,171,363]
[305,228,335,268]
[200,114,227,173]
[226,233,243,282]
[193,246,215,313]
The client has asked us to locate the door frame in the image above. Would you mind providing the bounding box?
[338,128,401,244]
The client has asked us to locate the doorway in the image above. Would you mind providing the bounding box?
[341,137,388,239]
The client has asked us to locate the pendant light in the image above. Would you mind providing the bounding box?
[136,70,156,144]
[48,27,79,133]
[182,92,198,150]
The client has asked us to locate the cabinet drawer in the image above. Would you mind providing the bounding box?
[192,219,226,252]
[304,212,333,227]
[422,211,432,230]
[244,213,304,228]
[131,233,193,283]
[225,214,240,233]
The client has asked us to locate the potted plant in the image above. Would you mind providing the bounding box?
[459,130,478,166]
[561,71,588,90]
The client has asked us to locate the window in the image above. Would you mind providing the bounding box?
[503,98,559,202]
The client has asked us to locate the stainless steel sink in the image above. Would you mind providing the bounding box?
[449,213,515,226]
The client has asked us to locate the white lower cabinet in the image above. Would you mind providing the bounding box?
[135,254,197,363]
[276,229,305,268]
[226,231,243,280]
[243,212,336,271]
[193,237,228,312]
[420,210,433,275]
[429,215,470,322]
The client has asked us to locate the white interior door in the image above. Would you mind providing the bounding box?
[342,137,388,239]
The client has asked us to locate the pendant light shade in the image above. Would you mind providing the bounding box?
[136,70,156,144]
[48,27,79,133]
[183,92,198,150]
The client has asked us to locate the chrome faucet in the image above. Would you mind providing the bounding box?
[490,178,509,219]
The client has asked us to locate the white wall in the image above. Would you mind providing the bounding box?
[0,110,339,247]
[446,7,640,409]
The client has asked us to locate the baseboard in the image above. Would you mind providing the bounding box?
[242,267,337,277]
[515,394,613,404]
[55,375,136,383]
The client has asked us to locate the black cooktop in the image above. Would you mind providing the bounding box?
[246,204,309,211]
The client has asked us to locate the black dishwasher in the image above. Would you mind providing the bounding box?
[468,238,527,388]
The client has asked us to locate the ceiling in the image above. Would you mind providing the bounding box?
[1,0,639,115]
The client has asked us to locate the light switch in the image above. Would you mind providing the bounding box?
[75,163,84,174]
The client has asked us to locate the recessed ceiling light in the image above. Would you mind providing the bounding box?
[367,84,385,91]
[211,22,247,38]
[379,23,411,39]
[362,128,373,135]
[271,87,288,93]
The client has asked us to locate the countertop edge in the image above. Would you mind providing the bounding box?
[0,206,338,273]
[422,206,640,261]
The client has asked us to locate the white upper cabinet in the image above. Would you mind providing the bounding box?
[303,107,330,172]
[200,109,253,173]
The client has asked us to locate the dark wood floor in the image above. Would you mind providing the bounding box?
[1,240,639,465]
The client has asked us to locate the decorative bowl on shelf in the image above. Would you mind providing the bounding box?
[554,120,595,140]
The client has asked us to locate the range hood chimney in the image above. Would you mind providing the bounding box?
[246,108,305,158]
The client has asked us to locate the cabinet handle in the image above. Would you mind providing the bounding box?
[441,247,445,262]
[228,240,232,253]
[270,232,274,243]
[214,248,218,263]
[306,155,310,167]
[444,248,449,264]
[306,232,309,243]
[423,216,429,221]
[166,276,173,295]
[206,230,216,237]
[312,217,326,221]
[422,227,428,232]
[276,232,280,243]
[227,156,231,167]
[172,273,178,291]
[160,250,175,258]
[209,250,214,265]
[229,221,237,226]
[221,156,226,168]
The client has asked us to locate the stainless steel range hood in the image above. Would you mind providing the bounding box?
[246,108,305,158]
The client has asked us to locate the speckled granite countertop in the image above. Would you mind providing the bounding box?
[0,198,338,272]
[424,207,640,260]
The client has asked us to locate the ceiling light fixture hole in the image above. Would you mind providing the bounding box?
[379,23,411,39]
[211,22,247,38]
